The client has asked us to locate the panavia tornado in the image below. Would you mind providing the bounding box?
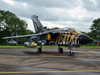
[3,15,93,56]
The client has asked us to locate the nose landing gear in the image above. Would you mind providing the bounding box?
[68,46,74,56]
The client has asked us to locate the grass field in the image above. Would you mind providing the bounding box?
[80,46,100,48]
[0,45,100,49]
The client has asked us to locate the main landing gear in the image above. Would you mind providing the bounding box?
[58,46,63,53]
[37,45,42,53]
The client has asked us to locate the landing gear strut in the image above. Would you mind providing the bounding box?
[37,45,42,53]
[68,46,74,56]
[58,46,63,53]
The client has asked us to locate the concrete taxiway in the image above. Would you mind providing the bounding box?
[0,48,100,75]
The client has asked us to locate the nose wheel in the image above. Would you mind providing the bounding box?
[68,52,74,56]
[68,46,74,56]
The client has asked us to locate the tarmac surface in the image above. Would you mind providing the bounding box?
[0,48,100,75]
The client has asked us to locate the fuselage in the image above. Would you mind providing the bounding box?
[24,27,93,48]
[46,27,93,47]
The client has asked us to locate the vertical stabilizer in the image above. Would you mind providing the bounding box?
[31,15,47,33]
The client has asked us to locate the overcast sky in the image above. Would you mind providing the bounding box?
[0,0,100,32]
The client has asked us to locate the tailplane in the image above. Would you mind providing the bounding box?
[31,15,47,33]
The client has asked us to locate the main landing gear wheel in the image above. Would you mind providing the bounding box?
[37,48,42,53]
[58,48,63,53]
[68,52,74,56]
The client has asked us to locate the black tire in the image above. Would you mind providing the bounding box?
[68,52,71,56]
[58,48,63,53]
[37,48,42,53]
[72,52,74,56]
[68,52,74,56]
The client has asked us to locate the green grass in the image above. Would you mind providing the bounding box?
[80,46,100,49]
[0,45,26,48]
[0,45,100,49]
[0,45,67,48]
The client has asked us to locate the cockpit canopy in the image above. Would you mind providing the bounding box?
[63,27,80,33]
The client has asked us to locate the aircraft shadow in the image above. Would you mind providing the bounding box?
[23,51,67,56]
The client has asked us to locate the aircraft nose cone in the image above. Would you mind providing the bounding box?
[78,34,93,44]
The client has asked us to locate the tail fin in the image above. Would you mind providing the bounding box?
[31,15,47,33]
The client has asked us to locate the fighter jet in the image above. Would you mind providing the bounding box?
[3,15,93,56]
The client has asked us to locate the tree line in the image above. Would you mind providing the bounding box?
[81,18,100,42]
[0,10,34,44]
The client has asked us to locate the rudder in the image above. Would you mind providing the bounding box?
[31,15,47,33]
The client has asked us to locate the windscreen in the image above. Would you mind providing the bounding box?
[72,28,80,33]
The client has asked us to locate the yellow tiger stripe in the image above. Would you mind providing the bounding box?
[71,32,77,42]
[75,34,81,42]
[61,31,64,42]
[70,35,74,42]
[63,33,67,42]
[70,32,77,42]
[67,32,70,41]
[56,33,61,41]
